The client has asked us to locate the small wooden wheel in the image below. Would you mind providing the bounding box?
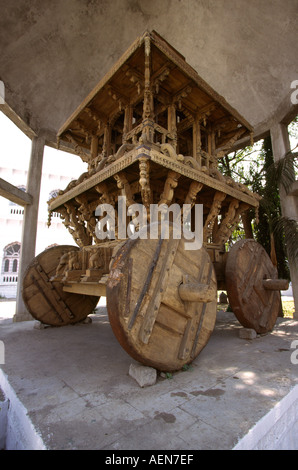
[225,239,284,334]
[106,224,217,371]
[22,245,99,326]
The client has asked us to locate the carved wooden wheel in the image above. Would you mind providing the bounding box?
[106,224,217,371]
[22,245,99,326]
[225,239,288,334]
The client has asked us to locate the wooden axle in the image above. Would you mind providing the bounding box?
[262,278,289,291]
[179,276,216,303]
[60,275,288,299]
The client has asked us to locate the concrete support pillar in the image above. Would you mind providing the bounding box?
[270,122,298,317]
[14,135,45,322]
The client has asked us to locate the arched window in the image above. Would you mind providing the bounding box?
[4,259,9,272]
[5,243,21,257]
[1,242,21,283]
[12,259,18,272]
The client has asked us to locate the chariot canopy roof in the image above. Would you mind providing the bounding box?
[57,30,253,159]
[48,30,260,216]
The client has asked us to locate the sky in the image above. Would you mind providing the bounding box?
[0,111,87,181]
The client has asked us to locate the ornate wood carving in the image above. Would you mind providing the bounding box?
[203,191,226,243]
[57,202,91,247]
[159,170,180,206]
[75,194,98,241]
[139,157,151,211]
[213,200,249,245]
[185,181,203,206]
[114,172,135,207]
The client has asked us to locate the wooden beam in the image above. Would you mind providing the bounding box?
[0,178,32,206]
[63,282,106,297]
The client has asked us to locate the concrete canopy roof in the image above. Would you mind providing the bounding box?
[0,0,297,147]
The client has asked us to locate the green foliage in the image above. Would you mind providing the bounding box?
[219,141,264,185]
[217,116,298,280]
[288,114,298,143]
[252,136,290,280]
[218,141,264,246]
[274,216,298,271]
[268,151,298,194]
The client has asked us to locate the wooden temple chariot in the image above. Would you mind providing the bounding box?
[22,31,288,371]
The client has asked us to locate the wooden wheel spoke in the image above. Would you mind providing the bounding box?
[178,255,213,360]
[138,237,180,344]
[22,245,99,326]
[128,235,164,331]
[29,271,65,324]
[34,263,75,320]
[190,262,214,357]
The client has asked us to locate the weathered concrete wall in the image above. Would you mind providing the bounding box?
[0,368,46,450]
[0,0,297,138]
[0,388,8,450]
[234,385,298,450]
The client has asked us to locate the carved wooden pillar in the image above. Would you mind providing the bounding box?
[89,134,99,170]
[167,104,177,150]
[123,105,133,143]
[139,156,151,216]
[91,135,98,160]
[103,124,111,157]
[142,35,154,143]
[193,115,202,165]
[207,131,212,156]
[211,128,216,154]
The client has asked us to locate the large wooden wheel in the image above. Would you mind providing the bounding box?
[22,245,99,326]
[106,224,217,371]
[225,239,288,334]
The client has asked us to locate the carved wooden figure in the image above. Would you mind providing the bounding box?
[23,31,288,371]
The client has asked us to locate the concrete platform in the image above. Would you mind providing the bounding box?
[0,300,297,450]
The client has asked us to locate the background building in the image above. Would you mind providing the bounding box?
[0,113,87,298]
